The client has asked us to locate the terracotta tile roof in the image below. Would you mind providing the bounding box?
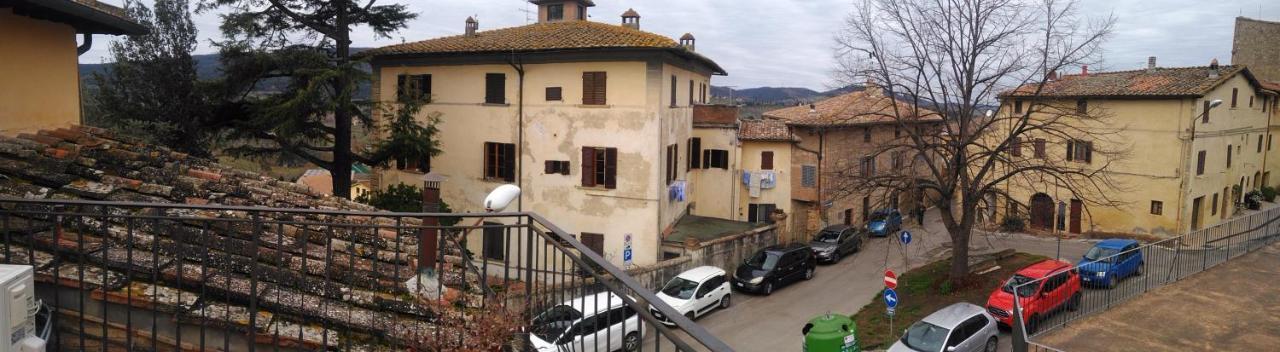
[9,0,147,35]
[1005,65,1265,98]
[0,126,499,349]
[764,89,943,127]
[738,118,796,142]
[1261,80,1280,93]
[362,20,726,74]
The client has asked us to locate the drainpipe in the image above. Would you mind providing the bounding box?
[76,33,93,126]
[76,34,93,55]
[506,53,526,212]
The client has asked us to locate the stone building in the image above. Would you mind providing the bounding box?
[1232,17,1280,83]
[361,1,725,267]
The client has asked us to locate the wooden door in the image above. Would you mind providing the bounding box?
[1191,197,1204,230]
[1069,199,1083,234]
[1030,194,1054,230]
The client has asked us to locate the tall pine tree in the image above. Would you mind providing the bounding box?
[88,0,209,156]
[200,0,425,198]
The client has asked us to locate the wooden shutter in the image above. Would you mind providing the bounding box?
[582,148,596,187]
[688,80,694,106]
[670,75,677,107]
[1083,142,1093,163]
[483,142,494,178]
[1203,100,1211,123]
[605,148,618,189]
[418,74,432,98]
[582,72,606,105]
[485,73,505,104]
[689,138,702,169]
[502,143,515,181]
[1011,138,1022,157]
[546,87,562,101]
[396,75,407,100]
[1066,140,1075,161]
[1196,151,1206,175]
[762,151,774,170]
[545,160,557,174]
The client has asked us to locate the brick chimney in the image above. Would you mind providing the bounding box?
[1046,70,1058,81]
[621,8,640,29]
[865,77,882,97]
[1209,58,1221,78]
[1080,65,1089,76]
[533,0,592,23]
[680,33,696,51]
[465,16,478,36]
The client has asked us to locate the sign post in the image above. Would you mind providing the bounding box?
[623,233,633,269]
[899,230,912,245]
[883,288,899,334]
[884,270,897,289]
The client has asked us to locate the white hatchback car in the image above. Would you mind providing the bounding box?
[649,266,731,326]
[528,292,645,352]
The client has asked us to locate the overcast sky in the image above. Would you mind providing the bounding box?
[81,0,1280,90]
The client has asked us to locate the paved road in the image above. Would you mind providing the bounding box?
[640,209,1101,352]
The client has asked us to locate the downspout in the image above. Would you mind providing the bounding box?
[817,130,826,225]
[77,34,93,126]
[507,53,526,212]
[1176,99,1193,233]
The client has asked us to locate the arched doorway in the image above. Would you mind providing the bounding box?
[1029,193,1054,230]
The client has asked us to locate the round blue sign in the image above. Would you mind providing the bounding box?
[883,288,899,308]
[900,231,912,245]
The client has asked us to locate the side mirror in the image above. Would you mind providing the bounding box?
[946,346,958,352]
[695,291,706,299]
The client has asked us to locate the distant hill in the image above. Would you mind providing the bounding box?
[710,85,865,105]
[79,49,373,98]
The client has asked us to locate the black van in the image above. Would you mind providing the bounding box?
[731,243,817,295]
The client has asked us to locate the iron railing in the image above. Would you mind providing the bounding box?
[0,197,732,351]
[1009,205,1280,349]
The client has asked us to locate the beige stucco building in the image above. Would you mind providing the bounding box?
[0,0,144,135]
[994,61,1279,237]
[362,1,724,267]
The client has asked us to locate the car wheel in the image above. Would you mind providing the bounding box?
[804,267,814,280]
[833,251,843,263]
[985,336,997,352]
[763,282,774,295]
[623,332,640,352]
[684,312,696,321]
[1067,292,1081,311]
[720,294,731,309]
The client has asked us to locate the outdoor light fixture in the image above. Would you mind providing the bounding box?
[408,184,521,301]
[484,184,521,212]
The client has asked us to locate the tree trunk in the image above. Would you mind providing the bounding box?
[331,1,353,199]
[948,224,972,286]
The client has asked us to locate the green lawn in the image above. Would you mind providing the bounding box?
[850,252,1048,349]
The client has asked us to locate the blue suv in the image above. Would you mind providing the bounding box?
[1077,239,1144,289]
[866,209,902,237]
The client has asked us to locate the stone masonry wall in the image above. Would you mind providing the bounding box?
[1233,17,1280,82]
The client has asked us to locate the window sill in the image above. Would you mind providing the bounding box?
[576,186,615,192]
[576,104,612,109]
[481,103,510,107]
[481,177,514,183]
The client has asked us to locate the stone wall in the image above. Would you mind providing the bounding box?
[1233,17,1280,82]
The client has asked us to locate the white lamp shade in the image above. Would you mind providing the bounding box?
[483,184,521,212]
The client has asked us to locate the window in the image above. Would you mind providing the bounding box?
[1196,150,1206,175]
[801,165,817,187]
[1259,135,1264,153]
[1066,139,1093,163]
[891,151,902,169]
[860,156,876,176]
[702,149,729,169]
[1231,88,1238,108]
[482,222,505,260]
[1249,95,1254,108]
[1076,99,1087,114]
[1226,144,1232,168]
[1202,100,1211,123]
[665,144,679,184]
[1033,138,1046,158]
[1211,193,1218,215]
[545,87,562,101]
[484,142,516,181]
[748,204,777,223]
[544,160,570,175]
[582,72,607,105]
[580,233,604,256]
[582,147,617,189]
[761,151,774,170]
[1265,96,1270,112]
[843,209,853,225]
[396,74,431,101]
[688,137,701,170]
[395,154,430,173]
[688,80,694,106]
[485,73,506,104]
[1011,137,1023,157]
[700,83,707,103]
[894,126,901,138]
[1014,100,1024,114]
[862,197,870,221]
[670,75,677,107]
[863,127,871,142]
[547,4,564,21]
[1150,201,1163,215]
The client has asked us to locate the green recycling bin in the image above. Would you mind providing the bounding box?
[802,314,860,352]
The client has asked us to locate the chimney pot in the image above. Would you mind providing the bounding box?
[621,8,640,29]
[1047,70,1058,81]
[465,16,478,36]
[679,33,696,51]
[1081,65,1089,76]
[1148,56,1157,71]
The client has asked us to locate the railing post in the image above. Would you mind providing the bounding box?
[1013,295,1028,352]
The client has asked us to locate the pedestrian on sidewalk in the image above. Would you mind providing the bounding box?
[915,206,926,225]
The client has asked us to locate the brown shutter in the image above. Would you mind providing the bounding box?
[1066,140,1075,161]
[595,73,607,105]
[582,72,595,105]
[396,75,407,100]
[485,73,505,104]
[582,148,596,187]
[605,148,618,189]
[545,160,556,174]
[1203,100,1211,123]
[762,151,774,170]
[502,143,516,181]
[483,142,493,178]
[689,138,702,169]
[1084,142,1093,163]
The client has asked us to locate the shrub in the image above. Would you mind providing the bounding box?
[1261,186,1277,202]
[1001,216,1026,232]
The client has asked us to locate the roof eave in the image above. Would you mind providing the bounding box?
[11,0,148,35]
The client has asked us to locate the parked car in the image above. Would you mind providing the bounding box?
[810,225,863,263]
[528,292,644,352]
[867,209,903,237]
[649,266,731,325]
[1077,239,1144,289]
[889,302,999,352]
[732,243,816,295]
[985,259,1081,332]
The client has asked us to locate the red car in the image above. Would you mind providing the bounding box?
[985,259,1081,332]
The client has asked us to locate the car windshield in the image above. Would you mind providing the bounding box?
[660,277,700,300]
[745,251,781,271]
[901,321,949,352]
[816,231,841,243]
[530,305,581,342]
[869,211,888,221]
[1083,247,1120,261]
[1000,274,1039,297]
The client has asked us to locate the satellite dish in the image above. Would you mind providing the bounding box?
[483,184,521,212]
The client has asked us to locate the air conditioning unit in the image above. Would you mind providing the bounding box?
[0,265,43,352]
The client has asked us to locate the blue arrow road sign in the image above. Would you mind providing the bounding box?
[900,230,912,245]
[883,288,899,308]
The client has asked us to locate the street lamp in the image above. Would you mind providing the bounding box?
[1189,99,1224,143]
[409,184,521,301]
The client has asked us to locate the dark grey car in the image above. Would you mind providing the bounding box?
[810,225,862,263]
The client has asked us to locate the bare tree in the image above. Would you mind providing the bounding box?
[833,0,1123,285]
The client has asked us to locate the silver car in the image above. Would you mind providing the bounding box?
[888,303,998,352]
